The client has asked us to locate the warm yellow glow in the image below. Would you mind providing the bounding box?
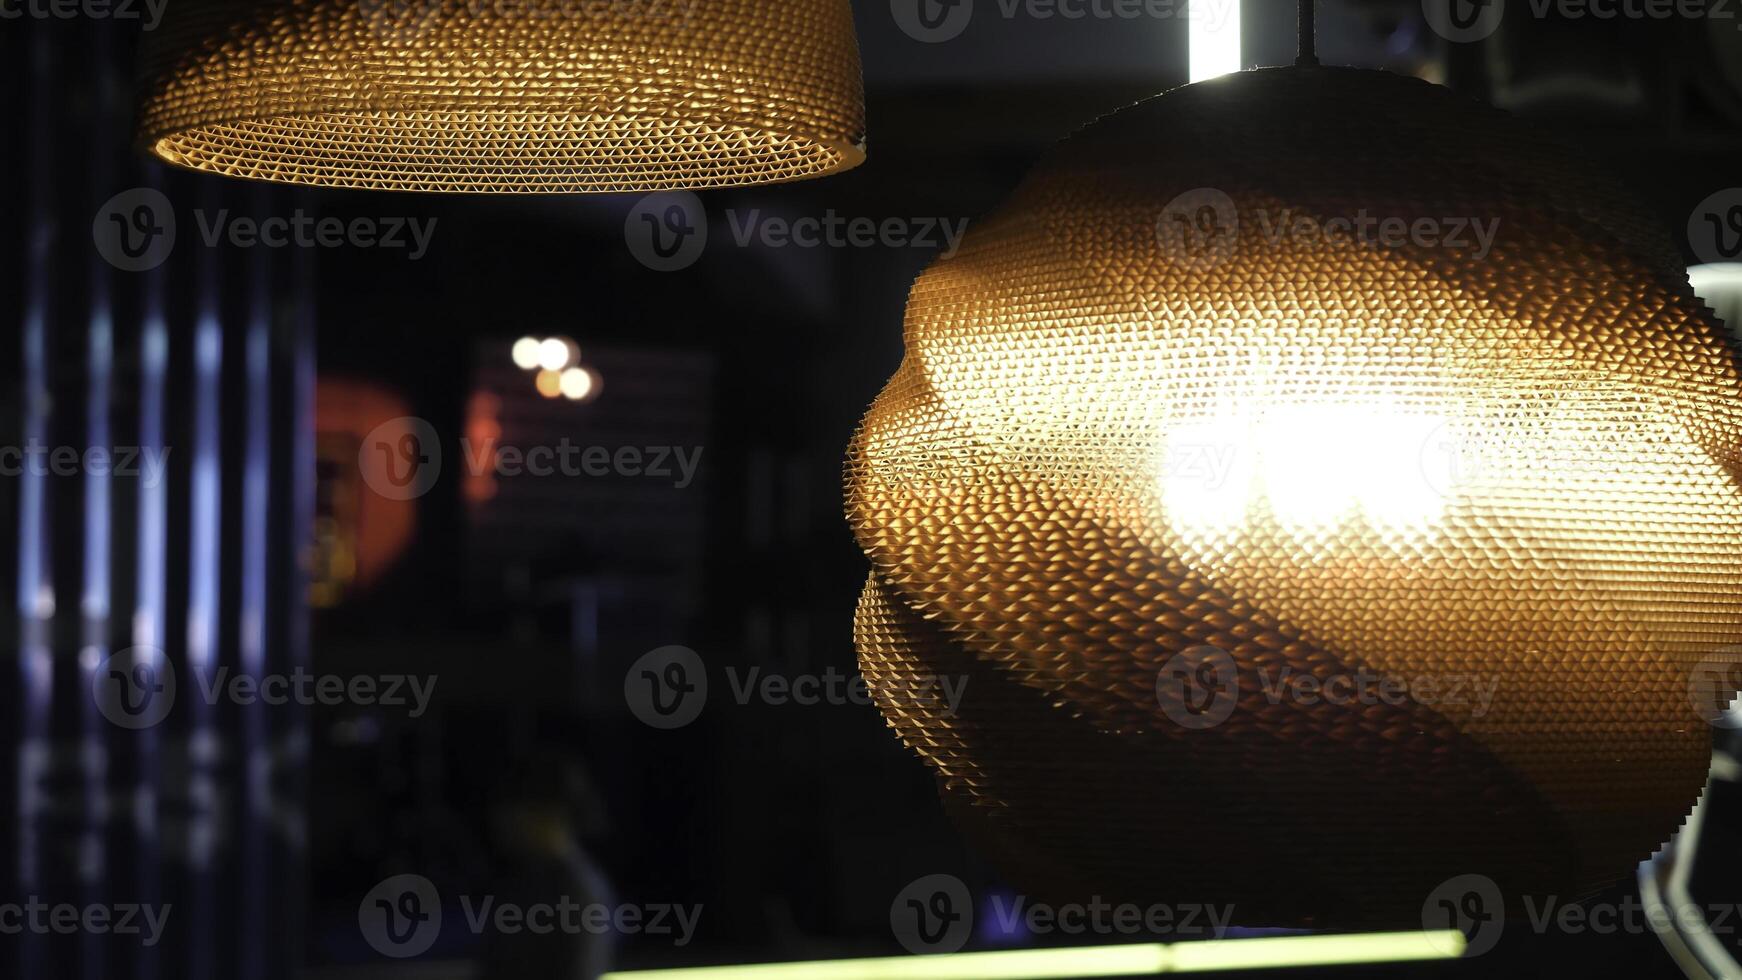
[1158,401,1450,549]
[600,931,1465,980]
[847,64,1742,928]
[559,367,594,401]
[606,946,1163,980]
[538,338,575,373]
[534,369,563,399]
[1156,413,1253,539]
[1169,930,1466,970]
[135,0,866,193]
[511,337,543,371]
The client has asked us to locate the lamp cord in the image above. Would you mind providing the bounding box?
[1298,0,1319,66]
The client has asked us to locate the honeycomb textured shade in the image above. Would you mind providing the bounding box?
[845,66,1742,927]
[136,0,866,192]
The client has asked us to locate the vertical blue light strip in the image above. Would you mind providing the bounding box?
[238,223,272,980]
[135,294,168,659]
[280,238,317,980]
[83,240,113,610]
[81,206,115,980]
[17,34,56,932]
[82,32,118,980]
[184,220,223,980]
[189,317,222,681]
[133,234,169,980]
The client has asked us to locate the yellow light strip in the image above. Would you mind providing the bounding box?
[1168,931,1466,973]
[602,931,1466,980]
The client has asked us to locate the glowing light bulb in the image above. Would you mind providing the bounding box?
[1158,413,1254,543]
[538,338,575,372]
[511,337,542,370]
[1160,400,1452,550]
[559,367,594,401]
[1354,413,1453,533]
[1257,405,1362,535]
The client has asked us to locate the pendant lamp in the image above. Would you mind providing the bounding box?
[846,31,1742,926]
[135,0,866,193]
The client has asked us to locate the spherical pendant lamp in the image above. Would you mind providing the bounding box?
[135,0,866,193]
[846,63,1742,928]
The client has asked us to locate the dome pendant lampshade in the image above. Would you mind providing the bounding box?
[136,0,866,193]
[846,65,1742,927]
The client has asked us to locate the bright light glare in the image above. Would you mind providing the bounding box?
[1160,403,1450,547]
[1158,415,1252,538]
[1170,930,1467,971]
[1188,0,1241,83]
[512,336,543,370]
[600,931,1465,980]
[559,367,594,401]
[1258,406,1365,534]
[1689,263,1742,334]
[1689,262,1742,297]
[1355,414,1455,533]
[534,369,563,399]
[538,337,575,372]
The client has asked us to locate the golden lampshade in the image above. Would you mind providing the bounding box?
[136,0,866,193]
[846,66,1742,927]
